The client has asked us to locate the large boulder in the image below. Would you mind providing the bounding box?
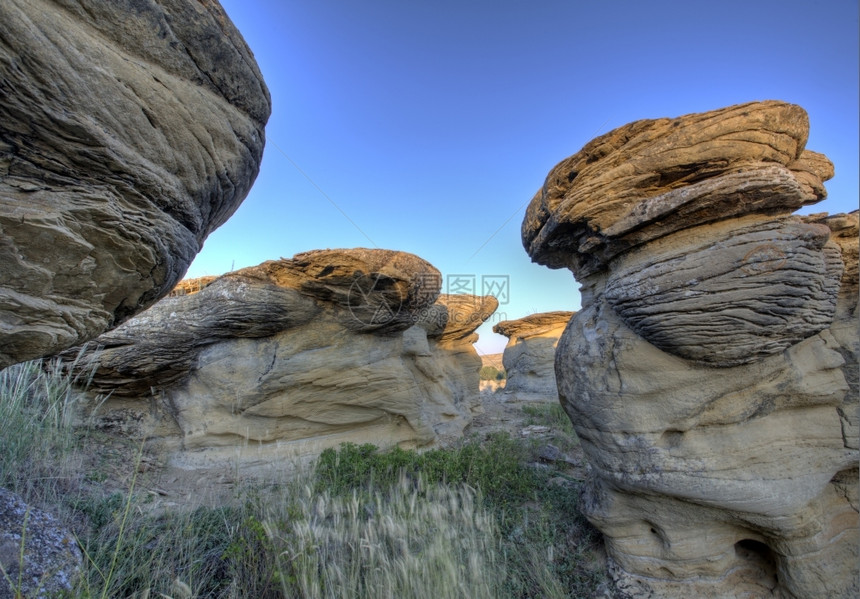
[0,0,271,369]
[523,101,858,598]
[493,311,573,400]
[67,249,497,471]
[0,488,82,599]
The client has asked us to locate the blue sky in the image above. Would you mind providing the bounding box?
[188,0,860,355]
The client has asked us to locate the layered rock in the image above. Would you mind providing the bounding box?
[0,0,271,368]
[523,101,858,598]
[803,212,859,453]
[68,249,497,471]
[493,312,573,400]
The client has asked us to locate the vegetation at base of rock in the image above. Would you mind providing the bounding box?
[314,438,603,597]
[522,403,577,448]
[0,359,85,501]
[0,359,605,598]
[478,365,506,380]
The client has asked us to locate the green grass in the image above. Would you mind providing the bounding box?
[0,358,89,504]
[0,360,605,598]
[479,365,506,381]
[314,438,602,597]
[521,402,575,435]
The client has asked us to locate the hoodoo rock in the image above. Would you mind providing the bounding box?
[523,101,858,598]
[67,249,497,471]
[0,0,271,369]
[493,312,573,400]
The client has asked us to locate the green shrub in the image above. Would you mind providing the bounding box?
[522,402,575,435]
[479,365,502,380]
[314,434,538,513]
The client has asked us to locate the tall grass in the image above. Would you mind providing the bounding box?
[312,440,603,597]
[70,476,511,598]
[0,360,604,598]
[268,477,503,599]
[0,358,85,502]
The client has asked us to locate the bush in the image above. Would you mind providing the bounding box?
[479,365,506,381]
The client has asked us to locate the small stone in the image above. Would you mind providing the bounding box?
[538,444,563,462]
[520,425,551,437]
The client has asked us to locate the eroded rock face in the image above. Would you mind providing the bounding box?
[522,101,827,278]
[68,249,497,471]
[493,312,573,400]
[523,101,858,598]
[0,0,271,369]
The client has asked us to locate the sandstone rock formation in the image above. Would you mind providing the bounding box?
[523,101,858,598]
[493,312,573,400]
[0,488,82,599]
[0,0,271,369]
[68,249,497,472]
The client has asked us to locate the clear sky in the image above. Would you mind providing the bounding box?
[187,0,860,355]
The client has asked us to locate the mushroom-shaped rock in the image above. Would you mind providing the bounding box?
[522,101,858,598]
[0,0,271,368]
[523,101,831,278]
[493,312,573,400]
[420,294,499,344]
[413,294,500,414]
[67,249,497,471]
[68,248,441,397]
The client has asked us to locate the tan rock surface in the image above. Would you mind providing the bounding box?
[522,101,831,278]
[169,276,219,297]
[523,102,858,598]
[0,0,270,368]
[493,312,573,400]
[69,249,497,471]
